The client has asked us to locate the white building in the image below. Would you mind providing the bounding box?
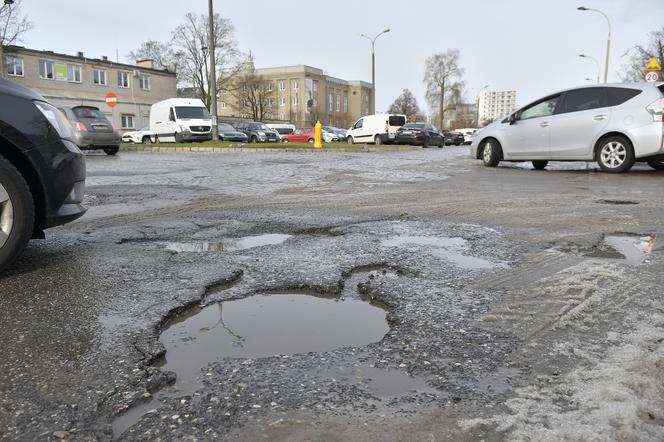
[478,90,517,123]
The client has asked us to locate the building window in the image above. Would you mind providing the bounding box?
[121,114,135,129]
[5,56,23,76]
[343,95,348,113]
[139,74,150,90]
[328,93,333,112]
[278,80,286,91]
[220,102,227,109]
[267,97,274,107]
[67,64,82,82]
[292,80,299,91]
[335,94,340,112]
[117,71,130,88]
[292,94,299,106]
[93,69,107,85]
[39,60,55,80]
[267,82,273,92]
[279,113,285,121]
[280,96,286,107]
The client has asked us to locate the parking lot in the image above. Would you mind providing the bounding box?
[1,146,663,441]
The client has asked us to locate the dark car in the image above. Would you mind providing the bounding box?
[0,78,87,272]
[218,123,249,142]
[233,121,281,143]
[58,105,122,155]
[443,130,464,146]
[395,123,444,148]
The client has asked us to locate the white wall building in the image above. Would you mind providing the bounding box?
[478,90,517,123]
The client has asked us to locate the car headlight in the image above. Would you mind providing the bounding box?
[257,131,265,136]
[34,101,74,140]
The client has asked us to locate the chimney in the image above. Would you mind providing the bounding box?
[102,56,108,61]
[77,51,84,58]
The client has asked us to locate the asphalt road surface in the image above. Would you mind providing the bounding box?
[1,146,663,441]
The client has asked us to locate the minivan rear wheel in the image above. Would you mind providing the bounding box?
[596,136,634,173]
[480,139,502,167]
[374,135,383,146]
[103,146,119,156]
[0,156,34,273]
[646,159,664,171]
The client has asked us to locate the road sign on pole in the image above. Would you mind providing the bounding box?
[105,92,118,107]
[644,57,662,83]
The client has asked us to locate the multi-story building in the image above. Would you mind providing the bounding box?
[478,89,517,124]
[444,102,478,130]
[2,46,177,132]
[218,65,372,128]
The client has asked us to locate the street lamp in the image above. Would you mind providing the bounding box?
[360,28,390,115]
[578,6,611,83]
[579,54,600,84]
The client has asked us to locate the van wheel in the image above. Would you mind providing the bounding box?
[481,138,502,167]
[647,159,664,170]
[347,136,354,145]
[0,156,34,273]
[596,136,634,173]
[103,146,119,156]
[141,136,152,144]
[532,160,548,170]
[374,135,383,146]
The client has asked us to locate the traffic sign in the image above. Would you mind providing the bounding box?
[645,71,661,82]
[105,92,118,107]
[646,57,662,71]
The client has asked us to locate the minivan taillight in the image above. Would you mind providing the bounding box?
[646,98,664,122]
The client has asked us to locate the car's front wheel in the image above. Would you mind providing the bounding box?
[646,159,664,170]
[532,160,548,170]
[103,146,119,156]
[141,136,152,144]
[596,136,634,173]
[347,136,354,145]
[250,136,258,143]
[0,156,35,273]
[480,138,502,167]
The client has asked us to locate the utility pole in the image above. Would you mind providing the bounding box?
[0,0,16,78]
[360,29,390,115]
[208,0,219,140]
[578,7,611,83]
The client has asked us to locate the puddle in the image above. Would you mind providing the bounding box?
[585,234,656,265]
[164,233,291,253]
[317,363,429,397]
[381,235,497,269]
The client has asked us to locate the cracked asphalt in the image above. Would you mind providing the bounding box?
[1,146,663,441]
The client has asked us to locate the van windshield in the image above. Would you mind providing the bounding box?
[175,106,210,120]
[389,116,406,126]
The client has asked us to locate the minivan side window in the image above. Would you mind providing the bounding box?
[607,88,642,106]
[354,119,363,129]
[519,95,560,120]
[559,88,608,114]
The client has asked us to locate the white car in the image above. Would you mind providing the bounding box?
[346,114,407,145]
[456,128,477,145]
[470,83,664,173]
[121,126,155,144]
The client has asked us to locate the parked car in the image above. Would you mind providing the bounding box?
[346,114,407,145]
[58,105,122,155]
[266,123,296,140]
[283,128,315,143]
[150,98,212,143]
[455,128,477,145]
[471,83,664,173]
[322,126,339,142]
[443,131,464,146]
[121,126,155,144]
[333,127,348,139]
[234,121,281,143]
[395,123,444,148]
[0,78,87,272]
[218,123,249,142]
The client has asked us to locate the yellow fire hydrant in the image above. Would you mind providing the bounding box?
[314,120,323,149]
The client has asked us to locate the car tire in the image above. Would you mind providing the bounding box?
[250,136,258,143]
[532,160,548,170]
[283,139,289,143]
[646,159,664,170]
[596,135,635,173]
[480,138,502,167]
[347,136,354,145]
[141,136,152,144]
[103,146,119,156]
[422,137,429,148]
[374,135,383,146]
[308,138,314,143]
[0,156,35,274]
[154,135,159,144]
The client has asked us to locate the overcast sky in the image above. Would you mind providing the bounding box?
[17,0,664,112]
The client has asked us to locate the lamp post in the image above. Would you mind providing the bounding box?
[207,0,219,140]
[360,28,390,115]
[579,54,600,84]
[578,6,611,83]
[0,0,15,78]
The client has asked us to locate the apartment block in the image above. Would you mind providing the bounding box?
[478,90,518,123]
[2,46,177,132]
[218,65,372,128]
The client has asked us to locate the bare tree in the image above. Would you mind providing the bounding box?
[230,58,275,121]
[387,89,421,121]
[170,12,244,109]
[0,0,33,76]
[423,50,465,130]
[126,40,175,69]
[620,26,664,82]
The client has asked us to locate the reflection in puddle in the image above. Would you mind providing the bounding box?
[585,234,656,265]
[318,363,429,397]
[164,233,291,253]
[381,235,497,269]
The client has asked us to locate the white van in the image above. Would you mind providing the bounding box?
[149,98,212,143]
[346,114,407,145]
[266,123,296,140]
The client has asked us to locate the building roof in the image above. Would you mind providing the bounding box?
[253,64,370,88]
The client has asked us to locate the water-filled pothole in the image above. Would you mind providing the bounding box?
[585,234,656,265]
[164,233,291,253]
[381,235,498,269]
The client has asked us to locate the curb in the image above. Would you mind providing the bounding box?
[119,145,419,154]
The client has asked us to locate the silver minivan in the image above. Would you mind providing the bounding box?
[470,83,664,173]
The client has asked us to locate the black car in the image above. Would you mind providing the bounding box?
[0,78,87,272]
[395,123,444,148]
[218,123,249,142]
[233,121,281,143]
[443,130,464,146]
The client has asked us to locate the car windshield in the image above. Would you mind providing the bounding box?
[218,123,234,131]
[73,107,105,119]
[250,123,271,131]
[174,106,210,120]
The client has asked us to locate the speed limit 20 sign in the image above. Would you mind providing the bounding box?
[645,71,661,82]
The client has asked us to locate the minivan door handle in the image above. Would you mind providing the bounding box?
[539,122,551,128]
[593,114,608,121]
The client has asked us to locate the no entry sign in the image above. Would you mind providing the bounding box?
[105,92,118,107]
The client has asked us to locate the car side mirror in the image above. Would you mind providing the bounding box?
[509,114,519,125]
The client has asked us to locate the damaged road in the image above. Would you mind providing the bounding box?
[1,148,663,441]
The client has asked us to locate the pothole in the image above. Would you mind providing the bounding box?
[597,199,639,205]
[584,234,656,265]
[163,233,292,253]
[381,235,499,269]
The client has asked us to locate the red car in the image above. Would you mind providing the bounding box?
[283,127,314,143]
